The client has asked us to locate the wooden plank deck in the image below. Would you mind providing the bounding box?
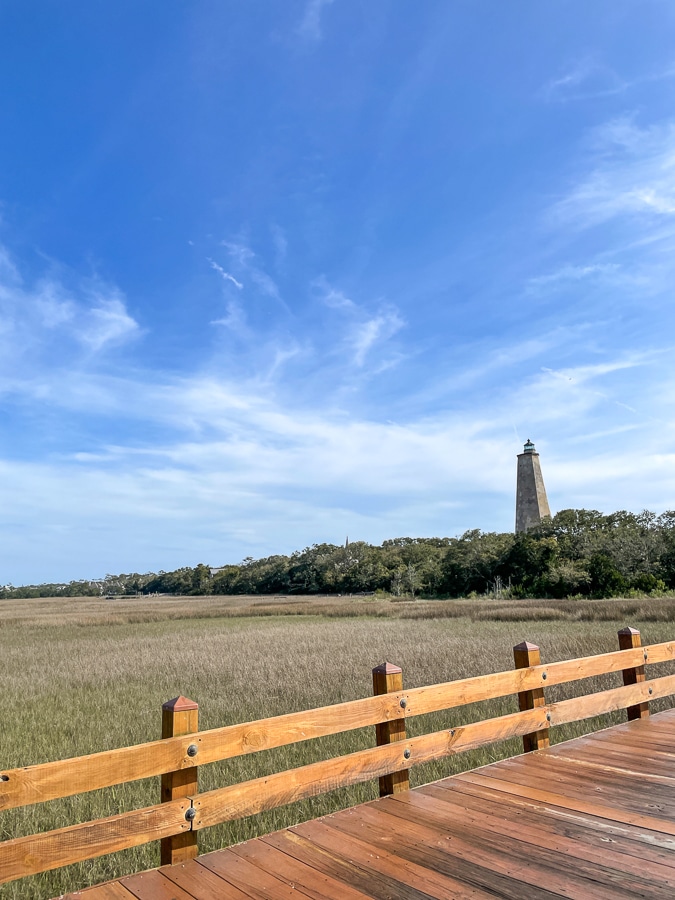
[61,708,675,900]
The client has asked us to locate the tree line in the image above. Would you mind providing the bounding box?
[4,508,675,601]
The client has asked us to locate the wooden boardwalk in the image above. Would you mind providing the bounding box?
[64,708,675,900]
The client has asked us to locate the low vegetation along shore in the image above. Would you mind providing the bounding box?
[2,593,675,898]
[4,508,675,602]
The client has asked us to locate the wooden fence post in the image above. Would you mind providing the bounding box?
[372,662,409,796]
[513,641,549,752]
[618,627,650,721]
[160,696,199,865]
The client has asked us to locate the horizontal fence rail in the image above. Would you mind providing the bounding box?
[1,627,674,886]
[189,672,675,830]
[2,639,673,812]
[0,798,191,884]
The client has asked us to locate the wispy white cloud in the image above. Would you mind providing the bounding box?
[311,276,405,369]
[526,263,621,291]
[220,241,254,267]
[404,325,594,410]
[351,310,404,367]
[540,58,625,102]
[210,301,301,382]
[4,340,675,582]
[1,198,674,583]
[211,299,249,337]
[552,117,675,228]
[297,0,335,42]
[34,283,76,328]
[0,246,140,368]
[209,258,243,289]
[78,295,140,351]
[266,345,303,380]
[615,401,637,414]
[508,356,652,438]
[220,239,289,312]
[541,59,675,103]
[1,256,674,582]
[539,356,645,385]
[250,267,284,303]
[312,276,356,310]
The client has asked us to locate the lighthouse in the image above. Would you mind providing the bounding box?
[515,439,551,533]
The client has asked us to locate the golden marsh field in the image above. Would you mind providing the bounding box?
[2,593,675,899]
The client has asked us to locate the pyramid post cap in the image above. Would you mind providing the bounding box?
[372,662,402,675]
[513,641,540,652]
[618,626,640,636]
[162,695,199,712]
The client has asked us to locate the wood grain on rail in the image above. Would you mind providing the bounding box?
[405,640,675,717]
[0,798,189,884]
[190,673,675,829]
[3,673,656,875]
[3,640,673,811]
[63,710,675,900]
[2,664,674,886]
[0,692,402,810]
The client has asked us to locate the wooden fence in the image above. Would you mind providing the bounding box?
[1,626,674,887]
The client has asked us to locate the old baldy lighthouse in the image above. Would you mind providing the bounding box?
[515,439,551,533]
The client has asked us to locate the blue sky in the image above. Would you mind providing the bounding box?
[2,2,675,583]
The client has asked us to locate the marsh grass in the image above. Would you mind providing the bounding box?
[1,595,674,898]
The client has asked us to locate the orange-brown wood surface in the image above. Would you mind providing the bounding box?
[63,885,136,899]
[63,708,675,899]
[619,627,651,720]
[6,671,675,887]
[372,661,409,796]
[1,668,673,891]
[513,641,550,752]
[159,696,199,867]
[0,692,402,811]
[189,672,675,830]
[0,797,190,884]
[4,640,675,812]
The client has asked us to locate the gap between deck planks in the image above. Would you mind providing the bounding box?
[60,708,675,900]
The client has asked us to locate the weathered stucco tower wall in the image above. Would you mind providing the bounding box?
[515,439,551,533]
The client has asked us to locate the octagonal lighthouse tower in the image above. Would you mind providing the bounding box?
[515,439,551,533]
